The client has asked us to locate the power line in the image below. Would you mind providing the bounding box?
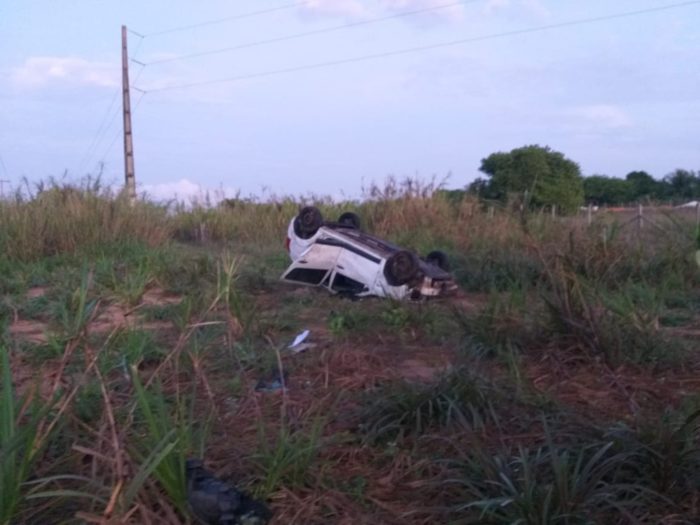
[76,53,146,175]
[143,0,476,66]
[93,92,147,173]
[144,0,700,93]
[144,1,311,37]
[76,90,121,174]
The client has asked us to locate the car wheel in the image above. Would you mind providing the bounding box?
[337,211,361,230]
[294,206,323,239]
[384,250,419,286]
[426,250,450,271]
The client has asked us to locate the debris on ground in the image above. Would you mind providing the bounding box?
[186,459,271,525]
[287,329,317,354]
[289,329,310,348]
[254,368,288,392]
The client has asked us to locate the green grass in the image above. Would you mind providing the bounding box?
[0,346,58,525]
[254,414,326,497]
[449,440,655,524]
[359,366,501,444]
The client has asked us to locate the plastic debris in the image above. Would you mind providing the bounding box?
[288,329,310,348]
[287,329,317,354]
[289,342,316,354]
[186,459,271,525]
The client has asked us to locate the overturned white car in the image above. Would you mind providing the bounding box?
[281,207,457,300]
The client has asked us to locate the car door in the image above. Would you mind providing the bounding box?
[281,243,342,288]
[329,244,380,295]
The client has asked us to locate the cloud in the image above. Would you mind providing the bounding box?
[567,104,634,130]
[483,0,550,18]
[11,57,118,89]
[298,0,466,22]
[140,178,236,205]
[380,0,465,22]
[298,0,370,18]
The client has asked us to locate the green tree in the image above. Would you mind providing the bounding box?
[663,169,700,202]
[583,175,632,205]
[625,171,660,201]
[472,145,584,213]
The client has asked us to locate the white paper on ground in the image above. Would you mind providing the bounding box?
[289,329,310,348]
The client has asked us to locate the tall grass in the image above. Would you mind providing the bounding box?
[5,176,695,292]
[0,177,172,262]
[0,346,57,525]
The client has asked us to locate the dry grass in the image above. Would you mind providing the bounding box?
[0,178,172,262]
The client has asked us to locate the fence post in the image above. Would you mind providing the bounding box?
[637,203,643,234]
[551,205,556,219]
[602,225,608,250]
[587,203,592,225]
[488,206,494,220]
[696,201,699,229]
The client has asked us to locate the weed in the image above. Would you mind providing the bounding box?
[110,262,153,306]
[254,415,326,497]
[130,370,212,516]
[0,346,58,525]
[359,367,499,444]
[455,289,540,355]
[140,303,179,322]
[50,268,97,341]
[107,329,164,371]
[327,305,376,337]
[73,380,102,424]
[449,440,655,524]
[606,408,700,504]
[19,336,65,366]
[380,302,411,328]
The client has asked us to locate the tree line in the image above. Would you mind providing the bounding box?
[454,145,699,213]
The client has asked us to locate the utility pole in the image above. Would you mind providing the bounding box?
[121,25,136,203]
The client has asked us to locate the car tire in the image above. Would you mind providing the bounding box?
[426,250,450,271]
[384,250,419,286]
[294,206,323,239]
[338,211,361,230]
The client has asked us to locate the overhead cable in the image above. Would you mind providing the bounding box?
[93,92,147,173]
[144,0,700,93]
[144,0,476,65]
[145,1,311,37]
[76,65,146,175]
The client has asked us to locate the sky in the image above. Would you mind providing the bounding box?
[1,0,699,202]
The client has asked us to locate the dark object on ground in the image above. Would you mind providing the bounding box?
[426,250,450,271]
[186,459,271,525]
[255,369,288,392]
[337,211,361,229]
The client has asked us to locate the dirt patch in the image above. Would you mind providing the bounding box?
[26,287,48,299]
[9,319,50,344]
[141,287,182,306]
[451,291,491,312]
[89,303,173,335]
[525,360,700,421]
[395,358,448,382]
